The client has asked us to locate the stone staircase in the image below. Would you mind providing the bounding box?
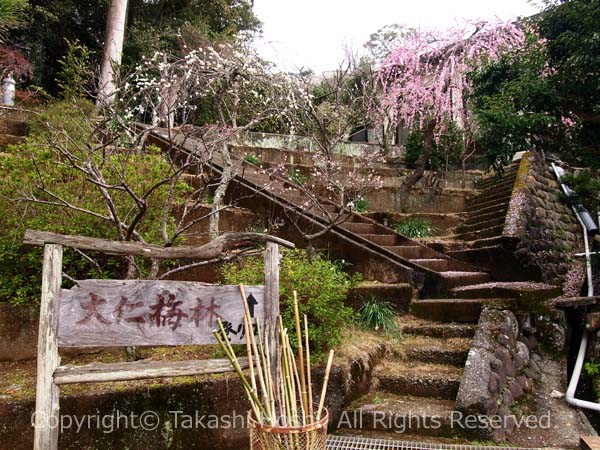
[150,128,570,447]
[340,316,476,441]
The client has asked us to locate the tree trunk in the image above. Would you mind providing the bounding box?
[97,0,129,106]
[209,144,235,240]
[399,119,437,203]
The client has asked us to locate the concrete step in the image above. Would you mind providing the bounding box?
[342,393,457,437]
[0,119,28,136]
[446,245,504,268]
[348,282,413,312]
[411,298,489,322]
[375,364,463,400]
[464,208,507,226]
[466,236,505,249]
[362,234,400,246]
[409,258,449,271]
[405,344,469,366]
[466,195,512,213]
[439,271,491,289]
[456,216,505,235]
[467,187,514,207]
[401,323,476,339]
[0,133,25,147]
[451,224,504,241]
[340,222,385,235]
[477,171,519,190]
[384,246,433,259]
[450,282,562,301]
[465,199,510,217]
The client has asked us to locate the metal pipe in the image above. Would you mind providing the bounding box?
[551,163,599,411]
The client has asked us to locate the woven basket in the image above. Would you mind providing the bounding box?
[248,411,328,450]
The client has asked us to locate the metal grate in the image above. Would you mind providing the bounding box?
[326,435,541,450]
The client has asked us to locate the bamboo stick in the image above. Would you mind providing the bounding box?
[293,291,309,418]
[304,315,314,422]
[239,285,271,418]
[316,349,334,420]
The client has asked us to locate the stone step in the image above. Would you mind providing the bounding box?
[0,133,25,147]
[363,234,400,246]
[477,177,517,193]
[348,282,413,312]
[477,172,519,190]
[340,222,385,235]
[0,119,28,136]
[439,271,491,289]
[451,224,504,242]
[405,344,469,366]
[446,245,504,269]
[450,282,562,301]
[466,187,514,207]
[465,199,510,217]
[466,192,512,211]
[375,364,463,400]
[342,393,457,437]
[466,235,505,249]
[409,258,449,271]
[464,208,507,226]
[401,323,476,339]
[411,299,488,322]
[384,245,434,259]
[456,217,505,235]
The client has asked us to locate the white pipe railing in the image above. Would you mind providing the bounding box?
[551,163,600,411]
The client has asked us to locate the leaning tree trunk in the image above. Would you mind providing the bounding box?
[399,119,437,203]
[97,0,128,106]
[209,144,236,240]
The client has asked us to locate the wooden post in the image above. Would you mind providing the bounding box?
[264,243,280,383]
[34,244,63,450]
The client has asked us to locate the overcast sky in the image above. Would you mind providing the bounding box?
[253,0,541,72]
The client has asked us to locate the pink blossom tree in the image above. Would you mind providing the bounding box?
[376,20,526,194]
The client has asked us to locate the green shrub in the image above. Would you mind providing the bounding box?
[393,218,436,238]
[243,153,261,165]
[352,197,369,213]
[0,98,187,306]
[288,168,307,185]
[359,296,398,333]
[222,248,360,358]
[404,121,463,171]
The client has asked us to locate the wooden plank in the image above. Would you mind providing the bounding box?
[24,229,294,259]
[53,357,248,385]
[34,244,63,450]
[581,436,600,450]
[58,280,266,347]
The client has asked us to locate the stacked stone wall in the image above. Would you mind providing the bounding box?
[455,308,548,441]
[505,152,583,285]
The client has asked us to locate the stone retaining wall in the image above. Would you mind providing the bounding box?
[455,308,543,441]
[504,152,583,285]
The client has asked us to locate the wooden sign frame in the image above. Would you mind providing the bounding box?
[25,231,289,450]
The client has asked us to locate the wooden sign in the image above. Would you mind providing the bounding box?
[58,280,266,347]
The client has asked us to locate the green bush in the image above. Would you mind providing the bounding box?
[243,153,261,165]
[359,296,398,333]
[352,197,369,213]
[0,98,187,306]
[222,248,360,358]
[393,218,436,238]
[404,121,463,171]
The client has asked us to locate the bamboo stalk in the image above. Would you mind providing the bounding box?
[304,315,314,422]
[316,349,334,420]
[293,291,309,418]
[244,315,257,395]
[239,285,271,419]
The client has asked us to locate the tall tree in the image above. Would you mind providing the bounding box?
[97,0,128,105]
[376,20,525,195]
